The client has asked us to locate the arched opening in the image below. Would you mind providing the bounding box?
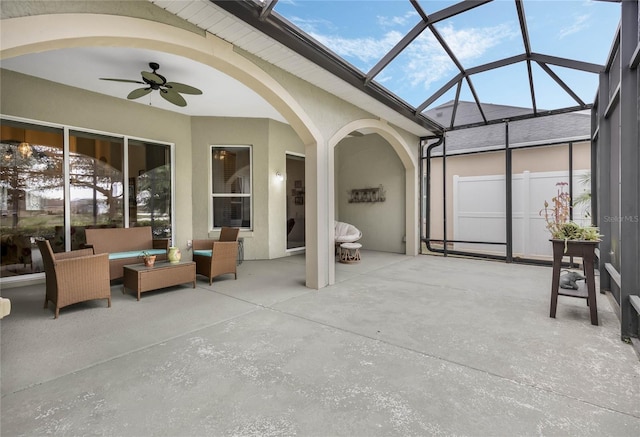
[1,14,329,288]
[328,119,418,284]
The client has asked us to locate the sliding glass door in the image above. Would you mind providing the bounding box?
[0,117,173,279]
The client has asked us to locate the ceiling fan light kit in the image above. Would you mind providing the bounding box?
[100,62,202,107]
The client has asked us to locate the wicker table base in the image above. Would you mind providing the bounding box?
[123,261,196,301]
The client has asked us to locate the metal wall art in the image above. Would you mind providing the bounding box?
[348,185,386,203]
[291,180,304,205]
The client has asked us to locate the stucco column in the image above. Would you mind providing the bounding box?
[305,138,330,289]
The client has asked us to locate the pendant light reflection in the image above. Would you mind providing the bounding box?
[3,141,33,162]
[17,142,33,158]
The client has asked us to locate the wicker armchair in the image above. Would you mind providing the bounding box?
[37,239,111,319]
[192,227,240,285]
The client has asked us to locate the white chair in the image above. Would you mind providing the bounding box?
[334,221,362,257]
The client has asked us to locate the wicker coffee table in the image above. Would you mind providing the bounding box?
[123,261,196,301]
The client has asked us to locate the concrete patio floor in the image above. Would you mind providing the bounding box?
[1,251,639,436]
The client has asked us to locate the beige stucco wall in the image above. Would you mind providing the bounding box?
[429,141,591,240]
[0,68,194,256]
[336,134,406,253]
[1,9,423,288]
[190,117,304,260]
[0,70,307,262]
[267,120,306,257]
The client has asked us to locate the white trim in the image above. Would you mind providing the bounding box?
[124,137,130,228]
[63,126,71,252]
[209,144,253,231]
[285,151,306,252]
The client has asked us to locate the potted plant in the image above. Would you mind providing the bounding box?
[540,182,601,251]
[140,251,156,267]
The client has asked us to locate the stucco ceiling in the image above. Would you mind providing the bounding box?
[1,46,288,123]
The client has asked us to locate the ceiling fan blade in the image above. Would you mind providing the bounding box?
[100,78,145,84]
[165,82,203,95]
[160,88,187,107]
[127,88,152,100]
[141,70,165,85]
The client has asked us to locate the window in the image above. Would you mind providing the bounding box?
[128,140,172,238]
[0,116,174,280]
[211,146,251,229]
[69,130,125,232]
[1,120,64,276]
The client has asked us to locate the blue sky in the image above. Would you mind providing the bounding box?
[272,0,621,112]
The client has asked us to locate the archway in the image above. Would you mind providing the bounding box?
[1,13,330,289]
[328,119,419,284]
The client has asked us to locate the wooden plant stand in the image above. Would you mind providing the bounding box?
[549,239,599,325]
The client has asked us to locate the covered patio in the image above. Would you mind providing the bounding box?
[2,253,638,435]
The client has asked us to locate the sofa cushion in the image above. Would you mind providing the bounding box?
[108,249,167,260]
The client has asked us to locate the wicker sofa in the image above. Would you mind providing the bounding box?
[85,226,169,280]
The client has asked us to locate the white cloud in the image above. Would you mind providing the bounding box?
[559,14,590,38]
[377,11,419,28]
[374,71,393,84]
[404,23,517,90]
[291,15,517,95]
[288,16,336,34]
[309,30,404,66]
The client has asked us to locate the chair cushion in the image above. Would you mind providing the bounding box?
[108,249,166,260]
[335,221,362,243]
[193,250,212,257]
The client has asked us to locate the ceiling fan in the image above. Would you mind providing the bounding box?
[100,62,202,107]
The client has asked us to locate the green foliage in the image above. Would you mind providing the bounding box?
[552,222,601,241]
[137,165,171,215]
[540,182,601,242]
[573,172,592,218]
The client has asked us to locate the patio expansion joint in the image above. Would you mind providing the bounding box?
[258,304,640,421]
[2,285,316,397]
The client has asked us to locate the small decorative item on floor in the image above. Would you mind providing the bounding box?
[339,242,362,264]
[140,251,156,267]
[168,246,181,263]
[559,270,586,290]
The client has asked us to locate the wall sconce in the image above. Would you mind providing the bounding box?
[276,171,284,182]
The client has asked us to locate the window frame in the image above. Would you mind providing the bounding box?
[209,144,253,231]
[0,114,175,284]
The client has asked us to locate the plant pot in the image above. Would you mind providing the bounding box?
[550,238,599,256]
[143,255,156,267]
